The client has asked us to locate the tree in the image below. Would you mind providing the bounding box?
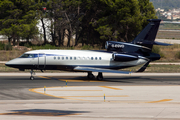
[36,0,49,45]
[138,0,157,28]
[0,0,38,45]
[76,0,157,46]
[75,0,142,46]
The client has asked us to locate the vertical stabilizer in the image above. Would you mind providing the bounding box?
[132,19,161,50]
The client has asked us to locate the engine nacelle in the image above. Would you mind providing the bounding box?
[112,53,138,62]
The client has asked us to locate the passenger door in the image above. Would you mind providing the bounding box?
[38,53,46,69]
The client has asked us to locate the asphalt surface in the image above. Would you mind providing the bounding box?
[1,73,180,120]
[1,74,180,100]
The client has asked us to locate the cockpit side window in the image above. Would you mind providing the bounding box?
[19,54,34,58]
[29,54,34,58]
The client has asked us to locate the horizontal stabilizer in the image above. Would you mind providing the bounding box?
[74,67,130,74]
[153,41,172,46]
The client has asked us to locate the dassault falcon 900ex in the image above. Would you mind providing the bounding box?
[5,19,171,80]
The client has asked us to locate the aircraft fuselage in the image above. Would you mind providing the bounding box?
[5,50,148,71]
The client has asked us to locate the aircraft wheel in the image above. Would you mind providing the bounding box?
[88,74,95,79]
[96,72,103,80]
[30,76,34,80]
[96,75,103,80]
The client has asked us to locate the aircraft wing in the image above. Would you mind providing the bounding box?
[74,66,130,74]
[136,60,151,72]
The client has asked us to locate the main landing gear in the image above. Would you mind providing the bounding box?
[87,72,103,80]
[96,72,103,80]
[87,72,95,79]
[30,69,35,80]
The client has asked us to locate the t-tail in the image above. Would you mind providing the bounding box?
[105,19,172,72]
[132,19,162,50]
[105,19,171,53]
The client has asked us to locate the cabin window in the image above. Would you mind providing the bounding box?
[99,57,102,60]
[91,57,93,60]
[58,57,60,60]
[62,57,64,60]
[87,57,90,60]
[95,57,97,60]
[66,57,68,60]
[70,57,72,60]
[54,57,56,60]
[74,57,76,60]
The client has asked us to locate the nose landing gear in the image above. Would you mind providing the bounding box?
[30,69,35,80]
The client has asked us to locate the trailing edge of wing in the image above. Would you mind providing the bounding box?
[74,67,130,74]
[136,60,151,72]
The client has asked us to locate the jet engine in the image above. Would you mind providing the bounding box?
[112,53,138,62]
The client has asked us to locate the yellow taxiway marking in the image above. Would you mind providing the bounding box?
[100,86,122,90]
[29,88,86,101]
[29,85,128,101]
[38,76,51,79]
[146,99,173,103]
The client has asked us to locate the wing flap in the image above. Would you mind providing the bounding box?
[74,66,130,74]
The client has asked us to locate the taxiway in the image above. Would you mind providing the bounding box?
[0,73,180,120]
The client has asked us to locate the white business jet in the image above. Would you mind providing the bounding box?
[5,19,170,80]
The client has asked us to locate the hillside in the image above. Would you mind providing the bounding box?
[150,0,180,10]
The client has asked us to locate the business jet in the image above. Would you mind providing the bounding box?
[5,19,171,80]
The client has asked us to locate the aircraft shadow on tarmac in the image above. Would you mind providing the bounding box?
[5,76,156,82]
[56,76,154,83]
[4,76,180,85]
[0,109,89,116]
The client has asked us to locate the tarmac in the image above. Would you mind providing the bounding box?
[0,73,180,119]
[0,72,180,76]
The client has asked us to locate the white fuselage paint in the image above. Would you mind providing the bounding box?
[6,50,148,70]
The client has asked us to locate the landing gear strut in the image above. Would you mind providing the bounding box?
[30,69,35,80]
[87,72,95,79]
[96,72,103,80]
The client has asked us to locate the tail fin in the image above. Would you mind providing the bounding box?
[132,19,161,50]
[105,19,171,53]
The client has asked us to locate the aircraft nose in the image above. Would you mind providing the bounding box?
[5,61,10,67]
[5,59,17,68]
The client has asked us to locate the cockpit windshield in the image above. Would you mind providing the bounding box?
[19,54,34,58]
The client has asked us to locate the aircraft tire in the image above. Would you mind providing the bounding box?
[96,75,103,80]
[30,76,34,80]
[88,74,95,79]
[97,72,103,80]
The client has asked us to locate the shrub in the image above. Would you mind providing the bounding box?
[4,43,12,50]
[81,45,93,50]
[152,45,160,54]
[32,44,59,50]
[0,42,5,50]
[175,51,180,59]
[0,42,12,50]
[152,45,165,58]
